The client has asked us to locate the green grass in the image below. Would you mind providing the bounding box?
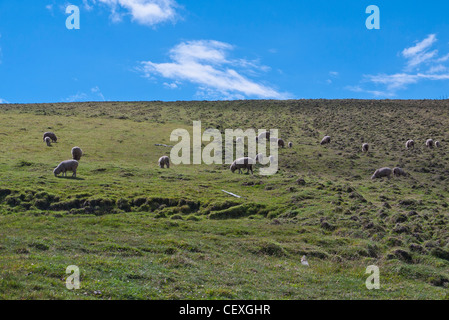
[0,100,449,299]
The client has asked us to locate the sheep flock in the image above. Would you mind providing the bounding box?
[44,129,442,181]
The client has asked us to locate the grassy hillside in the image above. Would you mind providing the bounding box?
[0,100,449,299]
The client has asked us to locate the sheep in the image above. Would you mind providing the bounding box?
[371,167,392,180]
[230,157,254,174]
[288,142,293,148]
[71,147,83,161]
[320,136,331,145]
[43,132,57,143]
[158,156,170,168]
[53,160,78,178]
[393,167,407,177]
[258,131,270,142]
[278,138,285,148]
[405,140,415,149]
[45,137,51,147]
[362,143,369,152]
[255,153,264,163]
[435,141,441,148]
[426,139,434,148]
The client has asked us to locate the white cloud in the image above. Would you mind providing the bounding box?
[66,86,107,102]
[325,71,339,85]
[428,64,447,74]
[346,85,394,98]
[436,53,449,63]
[402,34,438,70]
[0,98,9,104]
[163,81,179,89]
[91,86,106,101]
[349,34,449,97]
[86,0,179,26]
[66,92,88,102]
[140,40,288,99]
[83,0,95,11]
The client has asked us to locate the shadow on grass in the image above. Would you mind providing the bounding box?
[55,176,85,181]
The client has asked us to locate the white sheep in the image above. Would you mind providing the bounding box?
[362,143,369,152]
[320,136,331,145]
[255,153,264,163]
[258,131,270,142]
[435,141,441,148]
[405,140,415,149]
[54,160,79,178]
[288,142,293,148]
[71,147,83,161]
[371,167,392,180]
[230,157,254,174]
[426,139,434,148]
[158,156,170,168]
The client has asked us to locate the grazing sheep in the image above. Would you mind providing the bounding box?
[258,131,270,142]
[71,147,83,161]
[405,140,415,149]
[435,141,441,148]
[158,156,170,169]
[53,160,78,178]
[371,167,392,180]
[230,157,254,174]
[288,142,293,148]
[393,167,407,177]
[320,136,331,145]
[278,138,285,148]
[362,143,369,152]
[255,153,264,163]
[426,139,434,148]
[44,137,51,147]
[43,132,57,143]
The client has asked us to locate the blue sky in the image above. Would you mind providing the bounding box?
[1,0,449,103]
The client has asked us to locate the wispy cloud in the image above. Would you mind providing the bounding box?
[91,86,106,101]
[325,71,339,85]
[84,0,179,26]
[402,34,438,70]
[139,40,289,100]
[66,92,88,102]
[349,34,449,97]
[0,98,9,104]
[65,86,107,102]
